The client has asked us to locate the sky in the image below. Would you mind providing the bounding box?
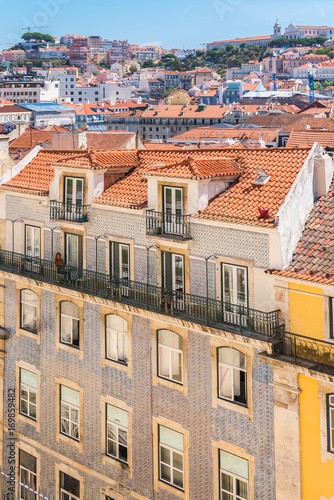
[1,0,334,49]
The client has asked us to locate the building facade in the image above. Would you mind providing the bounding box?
[0,144,330,499]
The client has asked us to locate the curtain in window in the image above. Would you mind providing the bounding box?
[158,330,182,381]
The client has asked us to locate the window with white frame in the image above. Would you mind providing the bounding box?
[60,471,80,500]
[158,330,183,384]
[328,394,334,453]
[19,449,37,500]
[159,425,184,490]
[218,347,247,406]
[60,385,80,441]
[20,368,37,420]
[222,264,248,307]
[60,301,80,348]
[110,242,130,280]
[20,289,37,334]
[106,404,128,463]
[105,315,128,365]
[219,450,249,500]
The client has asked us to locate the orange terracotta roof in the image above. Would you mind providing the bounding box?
[195,148,312,227]
[286,130,334,148]
[269,175,334,286]
[170,127,277,142]
[282,117,334,132]
[144,157,242,180]
[86,131,136,150]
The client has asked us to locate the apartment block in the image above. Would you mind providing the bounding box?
[0,144,332,499]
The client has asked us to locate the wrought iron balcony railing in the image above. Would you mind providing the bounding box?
[146,210,191,240]
[0,249,280,341]
[50,201,89,223]
[272,331,334,370]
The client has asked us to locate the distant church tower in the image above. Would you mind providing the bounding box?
[273,20,281,36]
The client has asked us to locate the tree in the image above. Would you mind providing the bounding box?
[129,65,137,74]
[22,32,55,43]
[161,53,178,63]
[141,60,155,68]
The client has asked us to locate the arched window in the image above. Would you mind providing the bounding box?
[218,347,247,405]
[20,289,37,334]
[158,330,183,384]
[105,315,128,365]
[60,301,80,348]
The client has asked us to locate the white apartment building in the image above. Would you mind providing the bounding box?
[0,80,59,104]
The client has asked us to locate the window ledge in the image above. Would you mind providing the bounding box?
[57,431,83,453]
[56,341,84,360]
[153,375,188,397]
[17,328,40,344]
[215,397,253,421]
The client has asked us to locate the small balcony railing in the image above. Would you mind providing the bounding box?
[272,331,334,370]
[0,249,281,341]
[146,210,191,240]
[50,201,89,223]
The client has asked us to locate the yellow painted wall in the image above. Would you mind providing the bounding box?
[289,283,323,340]
[299,374,334,499]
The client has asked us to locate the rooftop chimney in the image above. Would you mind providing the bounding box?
[315,153,333,198]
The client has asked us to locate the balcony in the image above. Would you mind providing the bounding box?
[50,201,89,223]
[146,210,191,240]
[272,331,334,372]
[0,249,280,341]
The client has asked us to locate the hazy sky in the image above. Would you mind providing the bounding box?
[1,0,334,49]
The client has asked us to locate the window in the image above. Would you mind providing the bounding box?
[219,450,248,500]
[328,394,334,452]
[158,330,182,383]
[106,404,128,463]
[19,449,37,500]
[218,348,247,405]
[60,472,80,500]
[25,225,41,261]
[330,298,334,339]
[60,385,80,441]
[20,289,37,333]
[60,301,80,348]
[110,242,130,280]
[20,368,37,420]
[222,264,248,307]
[159,425,184,490]
[105,315,128,364]
[162,252,184,294]
[65,233,83,269]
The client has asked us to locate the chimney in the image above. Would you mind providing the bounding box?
[314,153,333,197]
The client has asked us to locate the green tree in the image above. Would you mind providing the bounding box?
[22,32,55,43]
[129,65,137,74]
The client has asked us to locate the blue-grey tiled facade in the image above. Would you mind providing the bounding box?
[1,192,275,499]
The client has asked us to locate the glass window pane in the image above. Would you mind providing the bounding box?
[21,369,37,389]
[159,346,171,379]
[61,386,79,407]
[218,348,246,370]
[106,314,127,332]
[221,472,233,492]
[160,446,170,465]
[107,405,128,428]
[219,366,232,400]
[171,350,182,382]
[173,451,183,470]
[60,472,80,497]
[61,301,79,318]
[19,450,36,473]
[220,451,249,479]
[106,330,118,360]
[161,463,171,482]
[173,468,183,489]
[21,290,37,306]
[158,330,182,349]
[236,478,248,499]
[237,267,247,306]
[159,426,184,452]
[223,265,233,303]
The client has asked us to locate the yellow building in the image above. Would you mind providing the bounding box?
[267,177,334,499]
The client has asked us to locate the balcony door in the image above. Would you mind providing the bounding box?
[64,177,84,220]
[25,225,41,271]
[162,252,184,295]
[163,187,183,235]
[110,242,130,281]
[65,233,83,270]
[222,263,248,327]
